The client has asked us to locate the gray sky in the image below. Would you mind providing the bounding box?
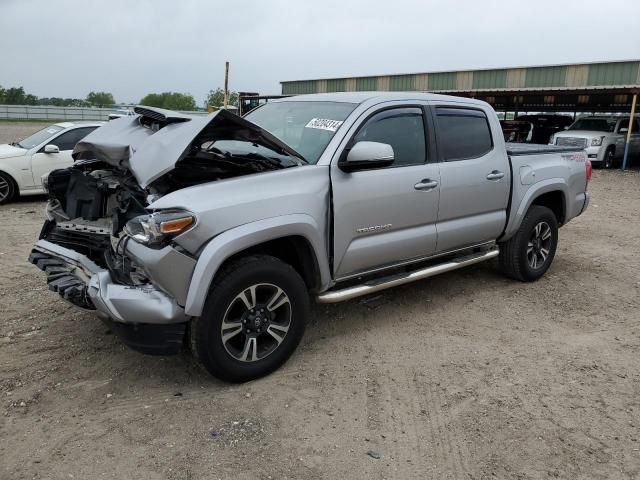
[1,0,639,105]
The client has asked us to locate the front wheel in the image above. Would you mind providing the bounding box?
[190,255,309,382]
[603,147,615,169]
[0,172,17,205]
[499,205,558,282]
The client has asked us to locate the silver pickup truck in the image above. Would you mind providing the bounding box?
[29,93,591,381]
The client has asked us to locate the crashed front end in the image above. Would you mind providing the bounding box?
[29,106,302,354]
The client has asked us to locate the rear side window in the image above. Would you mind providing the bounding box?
[436,107,493,161]
[353,107,426,166]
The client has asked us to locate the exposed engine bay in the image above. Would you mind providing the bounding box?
[37,106,305,309]
[42,160,148,287]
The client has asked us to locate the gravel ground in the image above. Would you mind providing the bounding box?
[1,122,640,479]
[0,121,52,145]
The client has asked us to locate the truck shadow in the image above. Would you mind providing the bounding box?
[306,262,507,338]
[86,262,509,388]
[4,194,48,205]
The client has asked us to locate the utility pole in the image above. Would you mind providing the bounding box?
[622,92,637,170]
[223,61,229,109]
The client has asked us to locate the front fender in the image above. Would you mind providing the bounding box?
[184,214,331,317]
[0,155,31,193]
[502,178,569,240]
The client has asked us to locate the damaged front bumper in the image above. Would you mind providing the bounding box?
[29,239,190,354]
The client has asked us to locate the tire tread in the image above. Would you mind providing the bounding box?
[0,172,17,205]
[190,254,308,382]
[499,205,557,282]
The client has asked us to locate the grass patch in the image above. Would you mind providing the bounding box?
[0,119,64,124]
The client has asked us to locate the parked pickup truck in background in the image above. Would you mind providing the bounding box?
[551,115,640,168]
[515,114,573,144]
[29,93,591,381]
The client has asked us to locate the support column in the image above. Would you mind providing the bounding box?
[622,93,637,170]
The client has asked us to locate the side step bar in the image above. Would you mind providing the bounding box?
[316,248,499,304]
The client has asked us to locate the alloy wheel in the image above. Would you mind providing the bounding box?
[0,175,10,202]
[527,221,552,270]
[220,283,292,362]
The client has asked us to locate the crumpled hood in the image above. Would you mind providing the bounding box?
[0,144,27,158]
[73,106,304,188]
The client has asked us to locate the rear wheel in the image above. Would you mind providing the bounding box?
[190,255,309,382]
[499,205,558,282]
[603,147,615,169]
[0,172,17,205]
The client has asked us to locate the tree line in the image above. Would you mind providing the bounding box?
[139,88,240,110]
[0,86,116,107]
[1,85,241,111]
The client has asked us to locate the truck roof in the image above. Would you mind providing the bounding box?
[275,91,490,107]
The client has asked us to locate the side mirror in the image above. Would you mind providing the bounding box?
[44,144,60,154]
[339,141,394,172]
[619,128,629,134]
[563,126,570,130]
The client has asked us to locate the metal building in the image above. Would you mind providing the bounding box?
[280,60,640,114]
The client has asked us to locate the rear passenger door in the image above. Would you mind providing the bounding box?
[331,104,440,278]
[431,104,510,252]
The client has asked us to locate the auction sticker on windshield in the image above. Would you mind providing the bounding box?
[305,118,344,132]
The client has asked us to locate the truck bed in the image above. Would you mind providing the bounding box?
[506,143,584,156]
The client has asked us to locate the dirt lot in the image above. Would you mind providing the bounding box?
[1,122,639,479]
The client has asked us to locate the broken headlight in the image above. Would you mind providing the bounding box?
[124,210,195,248]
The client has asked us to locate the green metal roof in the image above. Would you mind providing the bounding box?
[281,60,640,95]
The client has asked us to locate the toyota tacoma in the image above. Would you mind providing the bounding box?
[29,93,591,382]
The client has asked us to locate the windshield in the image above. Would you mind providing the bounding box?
[204,139,300,167]
[568,118,615,132]
[245,101,356,164]
[17,125,64,149]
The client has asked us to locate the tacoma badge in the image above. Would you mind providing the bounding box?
[356,224,392,234]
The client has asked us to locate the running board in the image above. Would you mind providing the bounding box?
[316,248,499,304]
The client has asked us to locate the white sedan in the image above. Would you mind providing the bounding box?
[0,121,103,204]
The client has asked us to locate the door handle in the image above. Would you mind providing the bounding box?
[414,179,438,191]
[486,170,505,180]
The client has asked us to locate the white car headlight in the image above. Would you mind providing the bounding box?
[124,210,195,248]
[591,136,605,146]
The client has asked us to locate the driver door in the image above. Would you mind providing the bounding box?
[330,104,440,279]
[30,127,97,187]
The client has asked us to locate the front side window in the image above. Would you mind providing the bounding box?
[353,107,426,166]
[436,107,493,161]
[49,127,98,151]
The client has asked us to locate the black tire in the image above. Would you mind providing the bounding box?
[603,147,615,169]
[0,172,17,205]
[498,205,558,282]
[190,255,309,382]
